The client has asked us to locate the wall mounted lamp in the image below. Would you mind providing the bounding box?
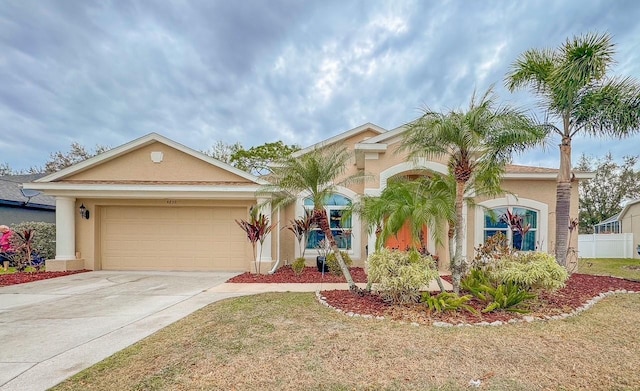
[79,203,90,220]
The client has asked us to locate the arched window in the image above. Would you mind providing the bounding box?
[303,194,352,250]
[484,207,538,251]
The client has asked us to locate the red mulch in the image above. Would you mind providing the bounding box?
[321,274,640,325]
[228,266,369,283]
[0,270,90,287]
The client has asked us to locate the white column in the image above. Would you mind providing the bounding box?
[257,199,272,261]
[55,196,76,260]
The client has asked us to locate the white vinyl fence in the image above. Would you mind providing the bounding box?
[578,233,634,258]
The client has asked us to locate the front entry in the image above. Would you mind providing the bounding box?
[384,221,429,252]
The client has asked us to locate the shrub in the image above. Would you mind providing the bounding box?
[421,291,477,314]
[491,252,568,292]
[325,251,352,275]
[292,257,306,276]
[471,231,513,270]
[10,221,55,260]
[461,269,535,313]
[481,282,536,313]
[368,248,438,304]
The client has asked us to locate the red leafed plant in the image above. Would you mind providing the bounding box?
[236,207,275,274]
[500,209,531,250]
[286,209,315,259]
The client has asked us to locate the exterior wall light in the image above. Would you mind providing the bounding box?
[79,203,90,220]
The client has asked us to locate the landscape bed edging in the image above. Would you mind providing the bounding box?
[316,289,638,327]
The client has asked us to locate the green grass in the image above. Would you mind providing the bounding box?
[51,292,640,391]
[579,257,640,280]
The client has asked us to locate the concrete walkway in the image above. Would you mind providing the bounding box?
[0,271,244,391]
[0,271,452,391]
[208,278,451,293]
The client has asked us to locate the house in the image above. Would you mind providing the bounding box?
[619,200,640,258]
[0,174,56,225]
[591,200,640,258]
[23,124,591,272]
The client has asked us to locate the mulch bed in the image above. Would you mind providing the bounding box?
[229,267,640,325]
[321,274,640,325]
[0,270,90,287]
[228,266,369,283]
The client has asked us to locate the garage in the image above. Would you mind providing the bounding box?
[101,205,249,271]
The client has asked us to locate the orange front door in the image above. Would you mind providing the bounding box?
[384,222,428,251]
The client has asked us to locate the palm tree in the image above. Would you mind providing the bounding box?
[261,146,365,292]
[358,176,453,252]
[401,87,547,293]
[506,32,640,267]
[356,176,454,292]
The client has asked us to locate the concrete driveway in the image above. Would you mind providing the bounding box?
[0,270,243,391]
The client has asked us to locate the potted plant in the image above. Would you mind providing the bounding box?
[316,239,330,272]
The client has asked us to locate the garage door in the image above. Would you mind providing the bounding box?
[101,206,248,271]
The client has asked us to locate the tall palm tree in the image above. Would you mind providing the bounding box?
[261,146,365,292]
[401,87,547,293]
[505,32,640,267]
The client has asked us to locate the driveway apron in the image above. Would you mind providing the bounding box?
[0,271,243,391]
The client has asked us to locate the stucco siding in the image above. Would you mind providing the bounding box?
[65,142,252,183]
[621,203,640,258]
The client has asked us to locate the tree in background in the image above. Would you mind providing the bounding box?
[576,153,640,233]
[506,32,640,266]
[202,140,243,164]
[0,163,12,176]
[203,140,300,176]
[2,143,110,175]
[43,142,110,173]
[230,141,300,176]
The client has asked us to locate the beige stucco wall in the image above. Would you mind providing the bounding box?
[621,203,640,259]
[65,142,252,183]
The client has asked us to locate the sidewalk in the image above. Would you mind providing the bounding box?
[208,278,452,293]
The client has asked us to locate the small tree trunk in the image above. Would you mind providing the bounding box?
[314,209,358,292]
[451,181,466,294]
[555,138,572,267]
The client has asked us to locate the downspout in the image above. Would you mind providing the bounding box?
[268,206,281,274]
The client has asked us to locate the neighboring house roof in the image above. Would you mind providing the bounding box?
[594,213,621,226]
[0,174,56,210]
[618,199,640,221]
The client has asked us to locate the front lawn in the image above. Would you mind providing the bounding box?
[52,292,640,390]
[579,257,640,280]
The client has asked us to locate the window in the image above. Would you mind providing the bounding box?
[304,194,352,250]
[594,220,620,234]
[483,207,538,251]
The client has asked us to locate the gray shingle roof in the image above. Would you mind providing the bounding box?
[0,174,56,208]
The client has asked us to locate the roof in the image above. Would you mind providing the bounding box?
[0,174,56,209]
[618,199,640,221]
[23,133,266,200]
[291,122,386,157]
[33,133,268,185]
[594,213,621,225]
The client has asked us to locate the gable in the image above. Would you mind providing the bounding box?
[292,123,386,157]
[63,141,253,184]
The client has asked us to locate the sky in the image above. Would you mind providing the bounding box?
[1,0,640,172]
